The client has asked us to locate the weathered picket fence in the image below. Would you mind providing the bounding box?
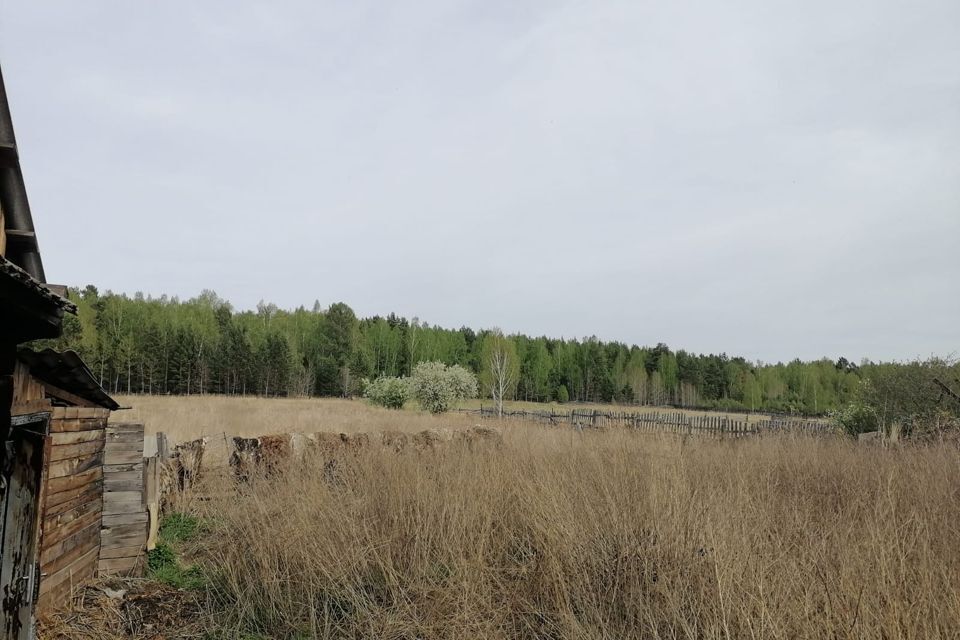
[464,406,833,437]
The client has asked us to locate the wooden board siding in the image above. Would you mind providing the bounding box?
[11,360,48,415]
[98,422,146,577]
[36,407,110,612]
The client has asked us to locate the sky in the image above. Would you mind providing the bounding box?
[1,1,958,363]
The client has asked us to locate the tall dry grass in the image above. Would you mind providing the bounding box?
[183,428,960,639]
[114,395,481,443]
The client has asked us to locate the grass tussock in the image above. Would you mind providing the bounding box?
[147,513,210,591]
[184,428,960,640]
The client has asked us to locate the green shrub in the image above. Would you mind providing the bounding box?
[833,401,880,437]
[362,375,410,409]
[555,385,569,403]
[410,362,478,414]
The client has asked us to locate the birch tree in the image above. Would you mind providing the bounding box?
[482,329,519,417]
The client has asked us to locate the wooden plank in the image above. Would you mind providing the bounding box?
[101,523,147,540]
[42,493,101,533]
[99,544,146,560]
[103,478,143,492]
[103,441,146,453]
[156,432,169,459]
[40,522,100,575]
[47,451,104,478]
[102,449,143,465]
[108,422,144,429]
[50,429,104,446]
[104,462,143,474]
[101,512,147,528]
[46,466,103,495]
[102,490,142,503]
[144,456,160,550]
[98,555,144,575]
[43,508,102,548]
[102,493,145,515]
[41,517,100,566]
[39,580,74,613]
[49,439,105,462]
[105,429,144,441]
[41,546,99,593]
[11,399,52,415]
[100,530,147,550]
[44,481,102,517]
[102,502,143,516]
[77,408,109,419]
[52,416,107,433]
[103,469,142,484]
[105,429,144,443]
[42,381,97,408]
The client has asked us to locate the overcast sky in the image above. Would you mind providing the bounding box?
[1,1,957,363]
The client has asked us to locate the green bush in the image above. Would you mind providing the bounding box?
[362,375,410,409]
[555,385,569,403]
[833,401,880,437]
[410,361,477,414]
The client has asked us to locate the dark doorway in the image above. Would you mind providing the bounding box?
[0,413,50,640]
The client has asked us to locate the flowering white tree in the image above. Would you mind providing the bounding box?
[410,361,477,414]
[362,375,411,409]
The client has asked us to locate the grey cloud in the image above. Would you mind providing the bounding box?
[0,0,957,362]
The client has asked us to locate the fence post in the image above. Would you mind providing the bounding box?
[156,432,169,459]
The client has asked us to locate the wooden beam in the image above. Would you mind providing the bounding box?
[41,381,97,409]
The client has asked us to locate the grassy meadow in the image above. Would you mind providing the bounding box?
[113,395,483,442]
[67,395,960,639]
[114,395,789,444]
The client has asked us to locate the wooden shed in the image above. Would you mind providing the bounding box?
[14,349,121,611]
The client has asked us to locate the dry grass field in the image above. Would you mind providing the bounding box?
[114,395,791,444]
[113,395,483,443]
[74,396,960,640]
[185,429,959,639]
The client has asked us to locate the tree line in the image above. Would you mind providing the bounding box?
[32,286,944,416]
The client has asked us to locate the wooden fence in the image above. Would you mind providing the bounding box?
[98,422,148,576]
[463,407,833,437]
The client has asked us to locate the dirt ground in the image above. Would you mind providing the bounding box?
[38,578,207,640]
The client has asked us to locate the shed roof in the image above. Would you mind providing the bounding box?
[0,255,75,313]
[18,347,120,411]
[0,62,45,281]
[1,255,75,342]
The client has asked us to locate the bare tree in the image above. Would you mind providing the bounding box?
[484,329,517,418]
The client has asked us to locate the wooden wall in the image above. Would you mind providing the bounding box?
[37,407,109,612]
[98,422,147,576]
[11,359,47,415]
[11,362,147,612]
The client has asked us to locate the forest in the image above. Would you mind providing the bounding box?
[35,286,903,415]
